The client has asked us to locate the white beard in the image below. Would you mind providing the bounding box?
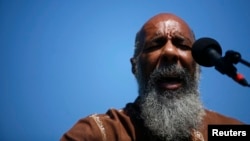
[136,64,205,141]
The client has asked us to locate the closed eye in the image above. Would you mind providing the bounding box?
[172,37,191,51]
[143,37,167,53]
[177,44,191,50]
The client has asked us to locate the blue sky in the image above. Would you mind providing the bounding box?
[1,0,250,140]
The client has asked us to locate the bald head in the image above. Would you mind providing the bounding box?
[130,12,199,91]
[133,13,195,58]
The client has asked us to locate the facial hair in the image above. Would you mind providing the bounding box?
[136,64,205,141]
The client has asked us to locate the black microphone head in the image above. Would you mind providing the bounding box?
[192,37,222,67]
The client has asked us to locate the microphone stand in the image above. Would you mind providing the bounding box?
[224,50,250,67]
[216,50,250,87]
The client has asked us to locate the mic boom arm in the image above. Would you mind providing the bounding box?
[225,50,250,67]
[221,50,250,87]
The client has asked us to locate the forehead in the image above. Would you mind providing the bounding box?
[142,16,194,41]
[155,20,181,34]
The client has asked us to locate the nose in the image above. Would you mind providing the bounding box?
[158,41,178,67]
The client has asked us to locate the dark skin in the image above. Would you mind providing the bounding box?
[131,13,197,90]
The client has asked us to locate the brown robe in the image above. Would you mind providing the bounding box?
[61,103,243,141]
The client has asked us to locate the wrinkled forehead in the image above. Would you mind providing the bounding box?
[155,20,181,35]
[141,15,194,42]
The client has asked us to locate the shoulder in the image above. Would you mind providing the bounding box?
[196,109,244,141]
[60,108,134,141]
[60,113,105,141]
[203,109,244,124]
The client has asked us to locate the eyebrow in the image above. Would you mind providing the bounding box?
[148,33,193,46]
[143,35,166,49]
[150,35,166,43]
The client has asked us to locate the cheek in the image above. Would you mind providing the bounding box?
[138,51,161,78]
[178,50,196,72]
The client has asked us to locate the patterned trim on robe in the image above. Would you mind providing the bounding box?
[90,114,107,141]
[192,129,204,141]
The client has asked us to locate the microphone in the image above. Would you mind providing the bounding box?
[191,37,222,67]
[191,37,250,87]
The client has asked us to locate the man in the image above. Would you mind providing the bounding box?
[61,13,243,141]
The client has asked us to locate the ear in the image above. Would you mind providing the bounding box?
[130,58,137,75]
